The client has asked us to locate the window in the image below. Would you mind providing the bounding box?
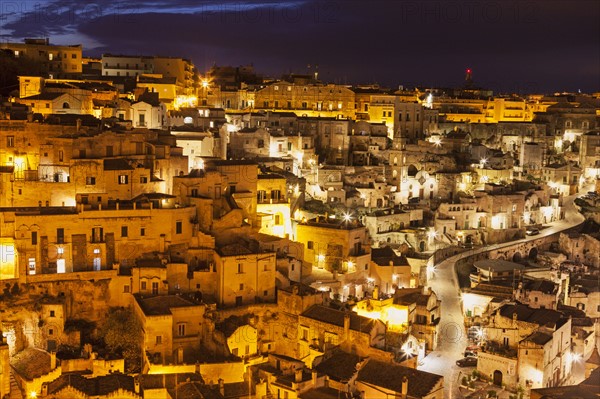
[86,176,96,185]
[177,323,186,336]
[58,150,64,162]
[124,285,130,293]
[32,232,37,245]
[503,337,509,347]
[57,228,64,244]
[140,176,148,183]
[7,136,14,147]
[141,281,147,290]
[264,290,268,296]
[238,263,243,274]
[239,283,244,291]
[118,175,128,184]
[50,310,55,317]
[121,226,128,237]
[48,328,54,336]
[176,221,182,234]
[156,336,162,344]
[92,227,103,243]
[307,241,313,250]
[140,228,146,237]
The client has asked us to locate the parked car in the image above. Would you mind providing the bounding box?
[464,350,478,358]
[526,228,540,236]
[456,357,478,367]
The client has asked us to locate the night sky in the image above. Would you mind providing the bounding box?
[1,0,599,93]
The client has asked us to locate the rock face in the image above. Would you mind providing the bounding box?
[0,278,114,356]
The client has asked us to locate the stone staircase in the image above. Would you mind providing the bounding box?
[9,370,23,399]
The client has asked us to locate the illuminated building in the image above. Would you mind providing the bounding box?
[0,38,82,78]
[254,82,356,119]
[297,305,386,359]
[477,303,572,389]
[295,216,370,275]
[134,294,205,367]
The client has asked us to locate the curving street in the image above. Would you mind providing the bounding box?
[418,188,588,398]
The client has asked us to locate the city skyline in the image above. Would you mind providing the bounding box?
[1,0,599,93]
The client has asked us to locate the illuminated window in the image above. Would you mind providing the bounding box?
[118,175,128,184]
[86,176,96,185]
[7,136,14,147]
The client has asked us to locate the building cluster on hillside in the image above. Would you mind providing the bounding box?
[0,37,599,399]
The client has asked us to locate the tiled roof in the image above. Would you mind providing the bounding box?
[135,294,201,316]
[11,348,52,380]
[357,359,443,398]
[371,247,410,267]
[314,351,361,382]
[46,373,135,396]
[300,305,378,333]
[587,347,600,366]
[523,331,553,345]
[497,304,568,329]
[524,279,557,295]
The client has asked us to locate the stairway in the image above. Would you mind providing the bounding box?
[9,371,23,399]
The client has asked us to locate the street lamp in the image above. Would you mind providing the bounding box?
[343,212,353,223]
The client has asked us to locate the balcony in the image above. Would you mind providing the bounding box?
[257,196,288,205]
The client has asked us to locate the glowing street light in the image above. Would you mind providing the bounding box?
[427,228,438,241]
[342,212,353,222]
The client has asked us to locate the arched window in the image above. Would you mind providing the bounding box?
[62,102,70,109]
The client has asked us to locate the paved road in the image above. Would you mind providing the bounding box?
[418,188,588,398]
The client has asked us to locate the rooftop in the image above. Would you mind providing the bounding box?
[314,351,362,382]
[46,373,135,397]
[300,305,379,333]
[357,359,443,398]
[496,303,569,329]
[135,294,202,316]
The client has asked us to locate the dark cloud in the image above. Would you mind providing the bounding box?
[2,0,599,92]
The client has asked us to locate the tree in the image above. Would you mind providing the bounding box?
[100,307,142,373]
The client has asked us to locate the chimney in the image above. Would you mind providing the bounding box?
[512,312,518,327]
[295,368,303,383]
[344,313,350,340]
[401,376,408,397]
[41,383,49,397]
[218,378,224,396]
[311,370,318,387]
[134,376,140,394]
[50,351,56,370]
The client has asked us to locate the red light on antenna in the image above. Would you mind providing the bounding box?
[466,69,472,73]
